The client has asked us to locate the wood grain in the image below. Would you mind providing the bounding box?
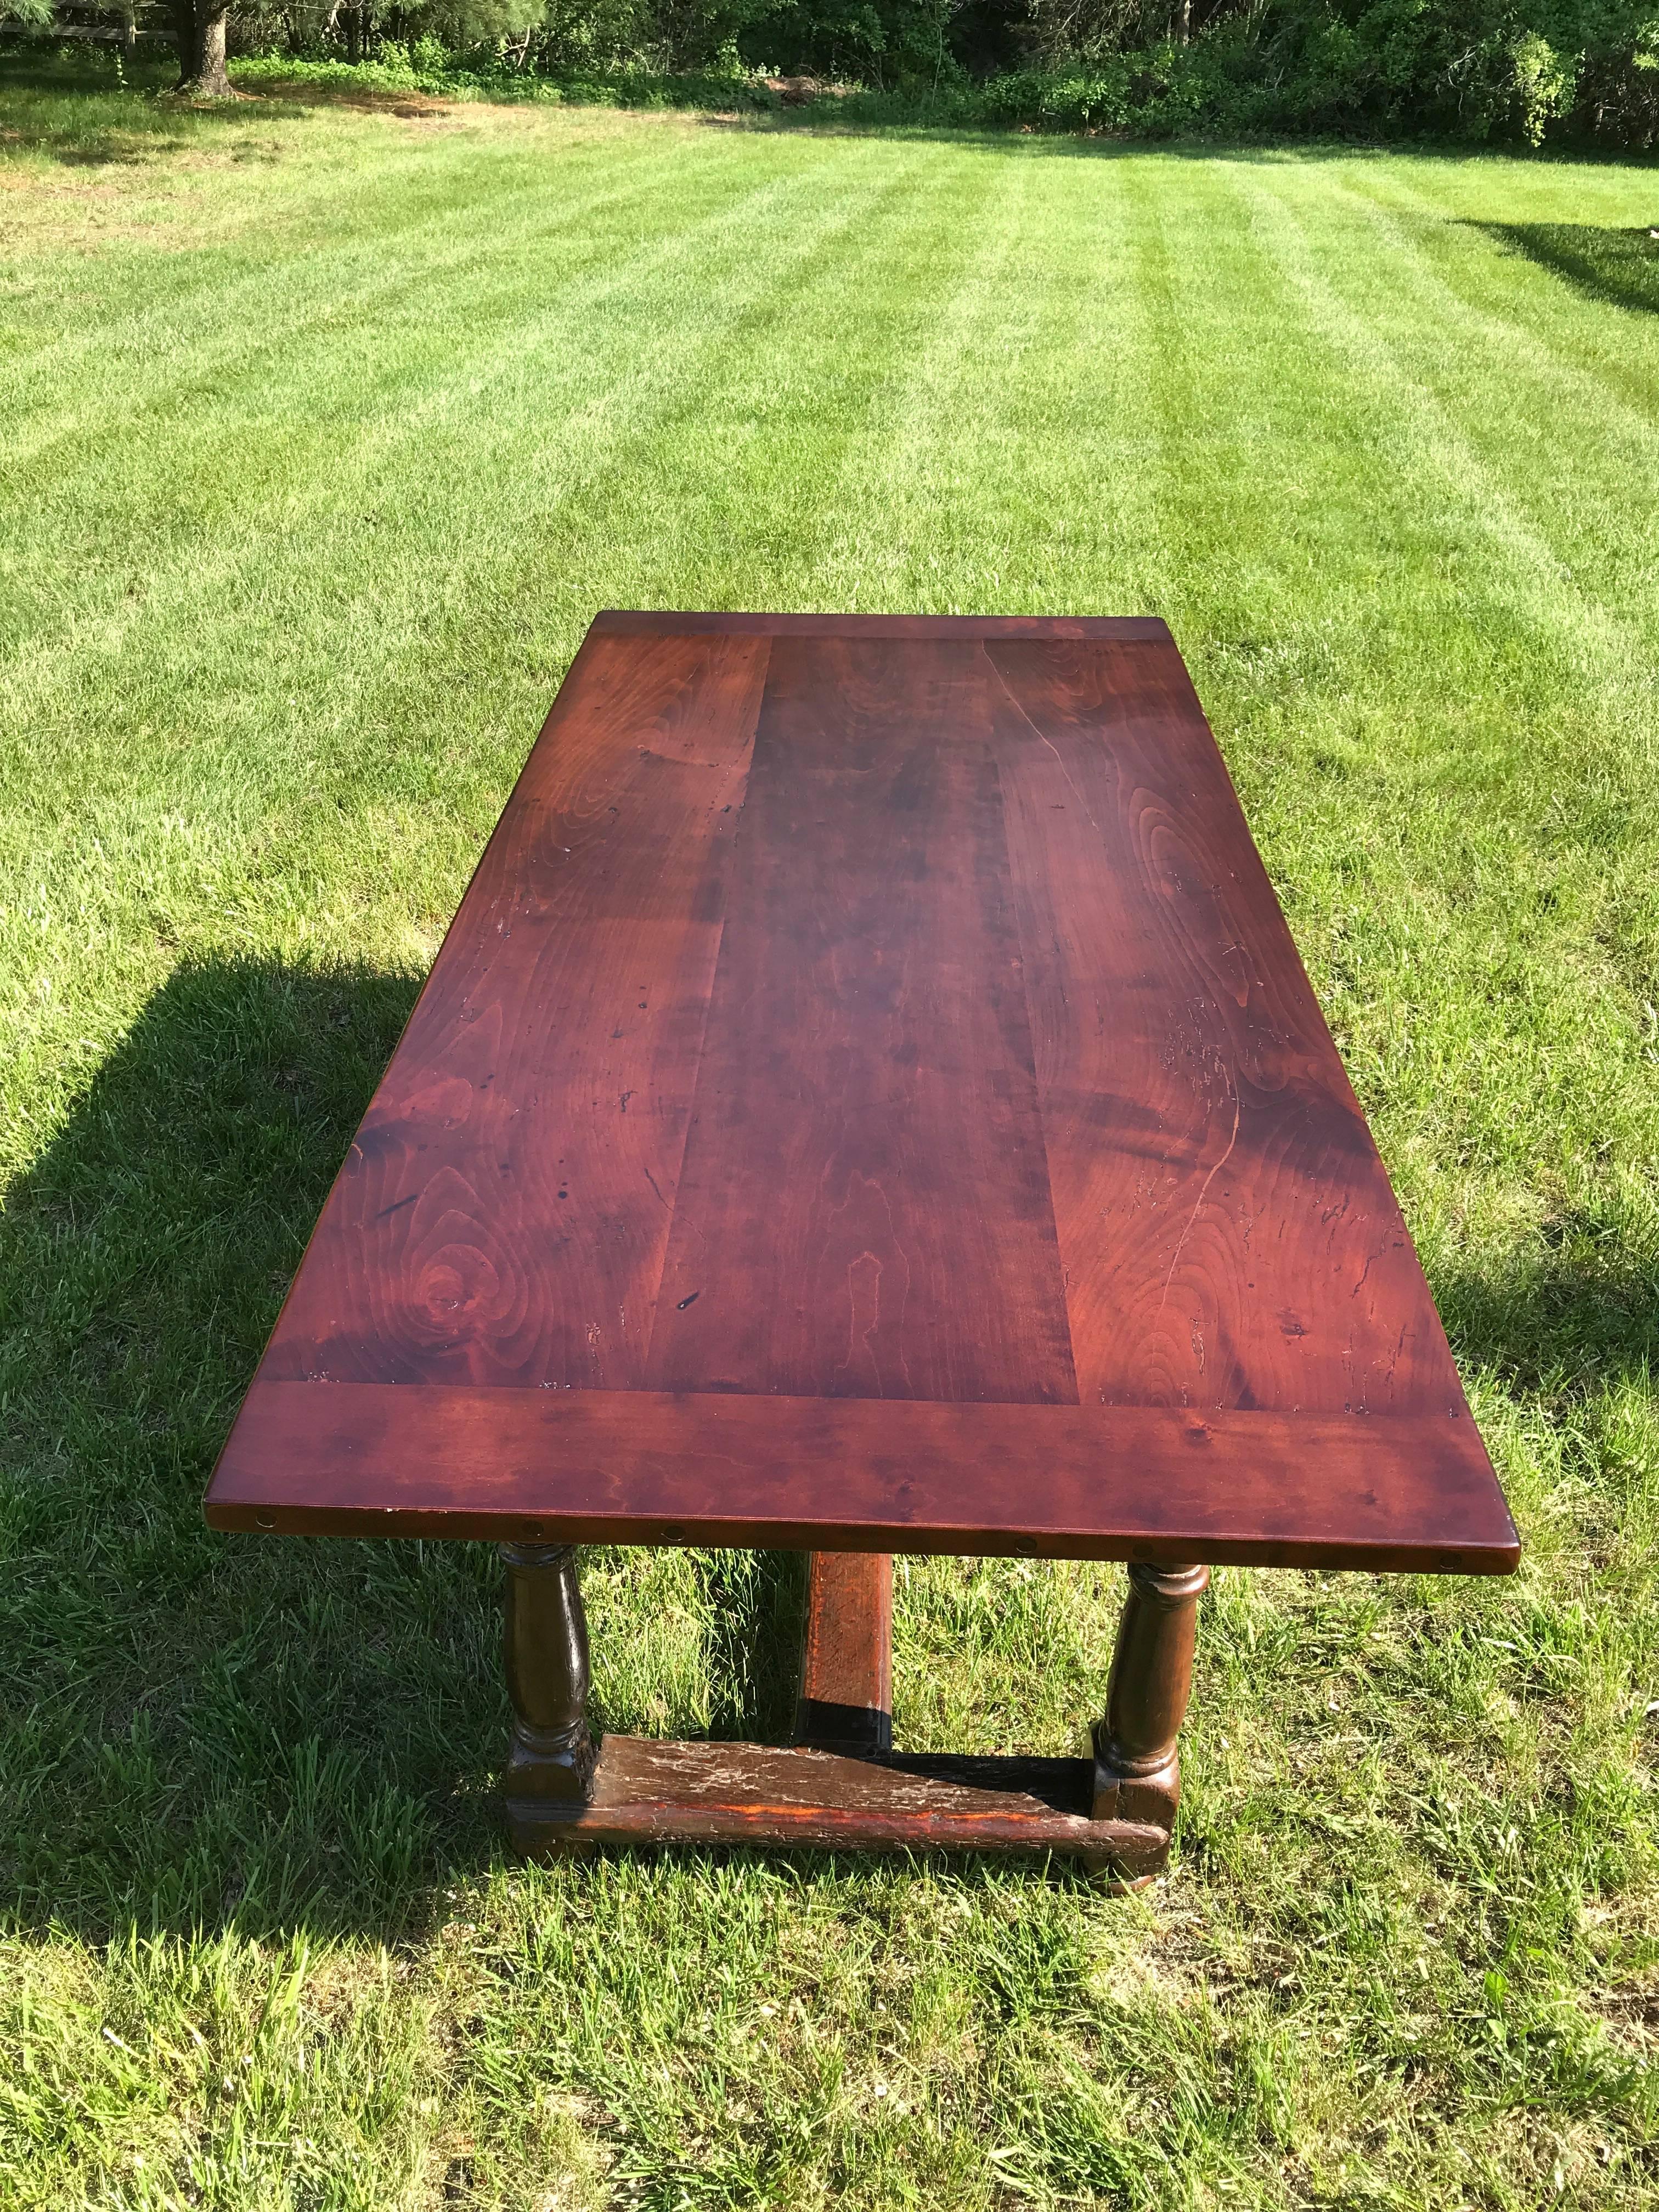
[647,637,1076,1403]
[795,1551,893,1754]
[507,1735,1165,1875]
[262,628,767,1390]
[207,613,1519,1574]
[207,1381,1517,1571]
[987,636,1452,1415]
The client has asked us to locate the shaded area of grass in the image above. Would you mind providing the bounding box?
[0,957,476,1940]
[1440,1182,1658,1397]
[0,50,211,161]
[0,959,812,1945]
[1486,221,1659,315]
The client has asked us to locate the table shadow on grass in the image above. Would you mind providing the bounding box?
[1476,221,1659,317]
[1438,1193,1658,1401]
[0,956,806,1944]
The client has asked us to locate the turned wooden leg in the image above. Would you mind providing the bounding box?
[1092,1562,1208,1836]
[500,1541,595,1805]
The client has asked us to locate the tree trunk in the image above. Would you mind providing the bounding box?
[178,1,233,95]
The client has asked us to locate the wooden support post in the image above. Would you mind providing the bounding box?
[793,1551,893,1756]
[505,1547,1194,1880]
[1092,1562,1208,1839]
[500,1542,595,1807]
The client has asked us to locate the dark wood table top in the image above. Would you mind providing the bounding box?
[207,613,1517,1572]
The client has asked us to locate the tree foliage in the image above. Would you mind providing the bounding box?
[12,0,1659,144]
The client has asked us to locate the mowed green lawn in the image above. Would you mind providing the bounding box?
[2,57,1658,2209]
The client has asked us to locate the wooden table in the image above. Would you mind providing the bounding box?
[207,612,1519,1879]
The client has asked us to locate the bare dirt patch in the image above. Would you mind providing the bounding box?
[760,75,849,104]
[239,80,461,123]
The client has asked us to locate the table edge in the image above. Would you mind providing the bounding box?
[589,610,1176,641]
[205,1382,1521,1573]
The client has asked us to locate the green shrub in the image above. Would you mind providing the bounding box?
[198,0,1659,148]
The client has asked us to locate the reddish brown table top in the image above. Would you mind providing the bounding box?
[206,613,1517,1572]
